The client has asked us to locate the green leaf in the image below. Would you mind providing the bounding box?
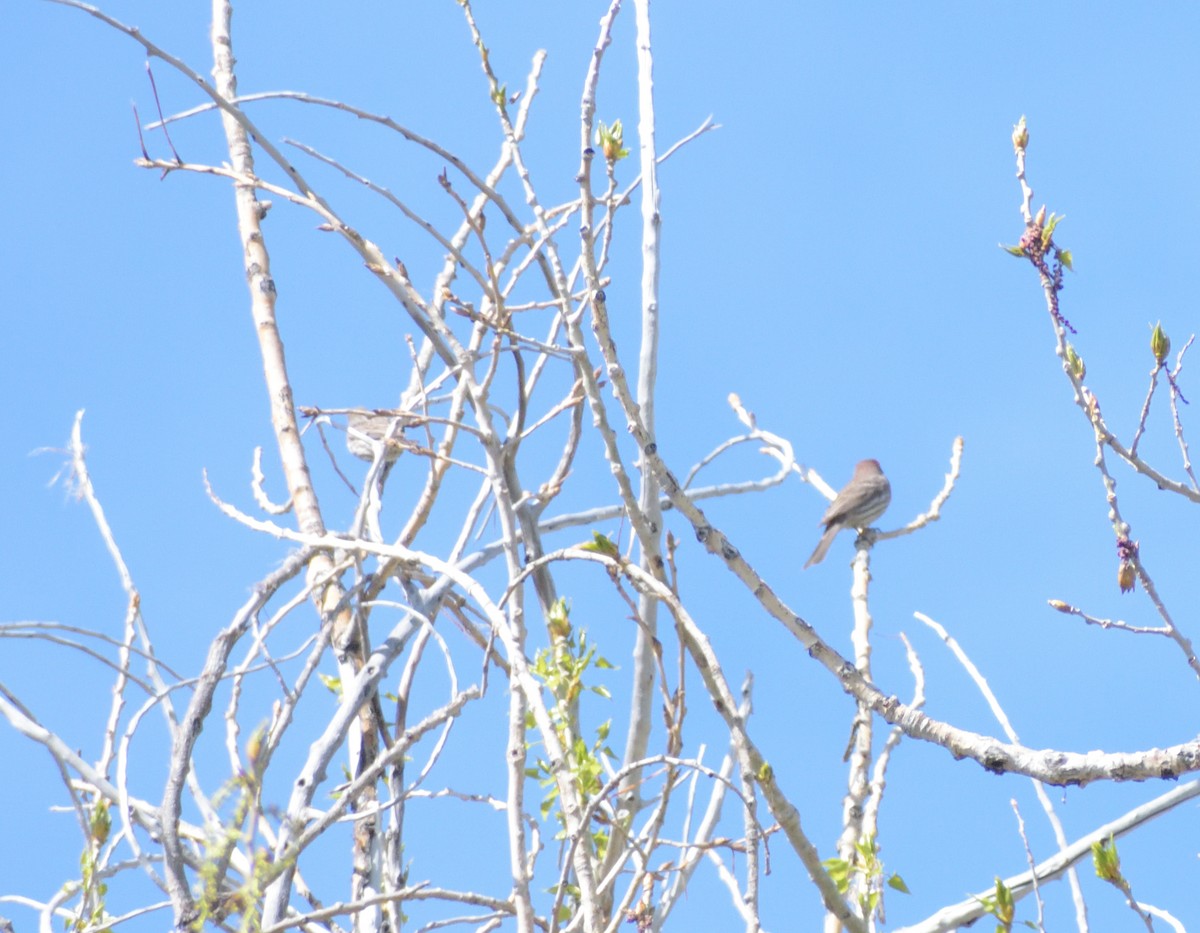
[318,673,342,696]
[887,873,911,893]
[822,857,851,894]
[1059,248,1073,270]
[993,877,1014,924]
[855,834,879,860]
[581,532,620,556]
[1000,244,1026,257]
[1092,834,1121,882]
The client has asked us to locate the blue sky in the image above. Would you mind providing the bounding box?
[5,2,1200,930]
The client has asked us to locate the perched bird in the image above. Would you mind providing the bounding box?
[345,411,410,463]
[804,459,891,568]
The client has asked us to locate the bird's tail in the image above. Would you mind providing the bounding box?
[804,525,839,569]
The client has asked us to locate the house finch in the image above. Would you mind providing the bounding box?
[804,459,891,568]
[345,411,410,462]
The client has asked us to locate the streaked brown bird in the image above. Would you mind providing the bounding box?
[345,412,410,463]
[804,459,891,568]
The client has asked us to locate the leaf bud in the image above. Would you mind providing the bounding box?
[1151,321,1171,366]
[1092,835,1122,882]
[90,800,111,846]
[1011,116,1029,153]
[1117,560,1136,594]
[1065,343,1086,380]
